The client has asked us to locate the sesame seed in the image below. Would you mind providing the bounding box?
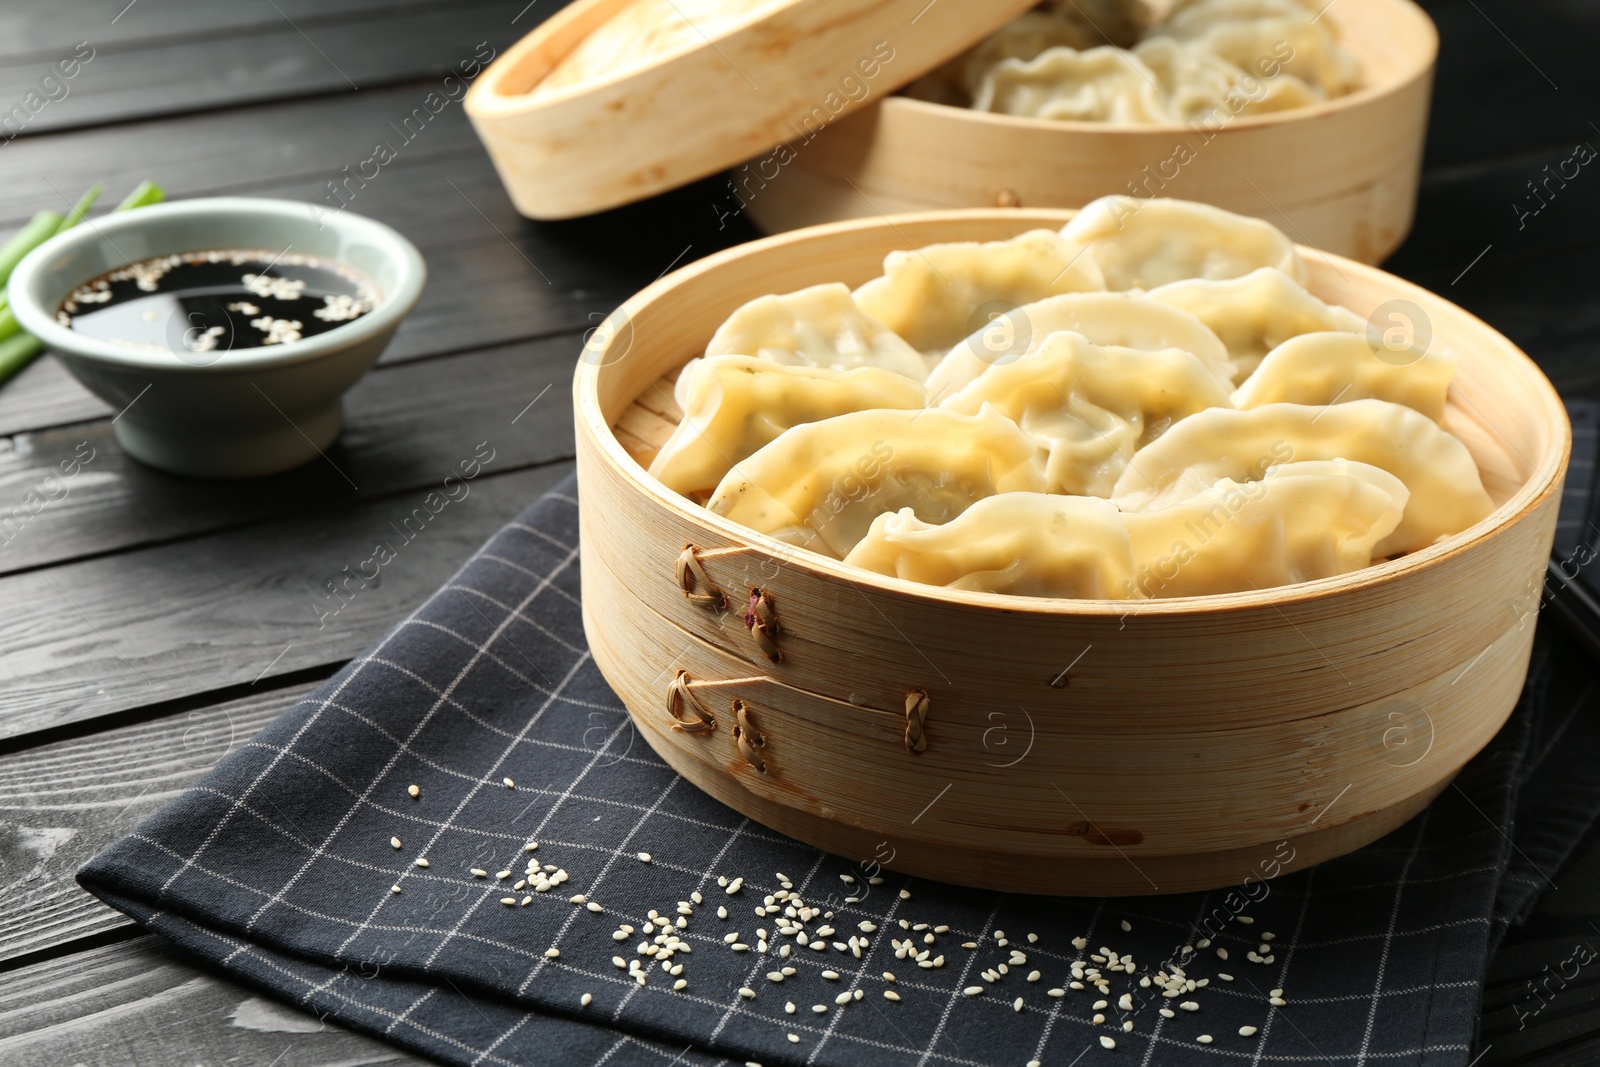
[899,889,911,900]
[1013,997,1024,1012]
[717,906,728,919]
[1271,997,1287,1007]
[884,990,901,1002]
[962,942,978,950]
[767,971,784,982]
[1217,947,1229,960]
[570,894,586,904]
[1120,920,1132,932]
[1240,1025,1259,1037]
[1263,932,1276,942]
[1237,915,1254,924]
[1197,1034,1213,1044]
[587,902,604,913]
[1027,970,1041,983]
[1093,1013,1106,1025]
[580,993,592,1006]
[502,777,515,788]
[496,870,511,880]
[812,1004,828,1014]
[739,987,756,999]
[787,1034,800,1044]
[390,885,401,894]
[545,948,560,959]
[470,868,487,877]
[1100,1036,1116,1050]
[414,858,429,868]
[407,784,419,798]
[673,978,686,990]
[822,970,840,980]
[1047,988,1065,998]
[1159,1008,1175,1018]
[525,842,538,852]
[1219,973,1234,981]
[785,1001,796,1014]
[963,987,983,997]
[1180,1001,1199,1012]
[834,991,853,1006]
[726,877,744,895]
[499,897,516,905]
[390,837,401,849]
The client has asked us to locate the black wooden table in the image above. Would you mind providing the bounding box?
[0,1,1594,1063]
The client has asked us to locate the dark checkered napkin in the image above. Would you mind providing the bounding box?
[80,463,1600,1067]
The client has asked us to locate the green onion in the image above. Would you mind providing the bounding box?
[114,180,164,213]
[54,184,102,235]
[0,180,167,388]
[0,210,64,286]
[0,331,41,385]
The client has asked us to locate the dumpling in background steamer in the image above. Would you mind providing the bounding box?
[1158,0,1361,98]
[1232,331,1456,422]
[703,282,928,384]
[904,12,1111,106]
[843,494,1136,598]
[1061,196,1306,290]
[970,47,1173,122]
[648,355,928,499]
[1146,267,1366,381]
[707,406,1046,559]
[1123,460,1409,598]
[926,290,1234,401]
[940,331,1232,497]
[1133,37,1318,119]
[1111,399,1495,556]
[852,230,1106,352]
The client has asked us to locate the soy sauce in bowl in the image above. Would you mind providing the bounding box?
[59,248,381,360]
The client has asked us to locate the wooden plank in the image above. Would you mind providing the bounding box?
[0,935,422,1065]
[0,1,530,135]
[0,337,578,574]
[0,459,572,743]
[0,685,315,962]
[1422,0,1599,170]
[0,0,497,62]
[0,85,487,230]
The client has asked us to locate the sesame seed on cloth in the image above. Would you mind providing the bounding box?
[75,470,1600,1067]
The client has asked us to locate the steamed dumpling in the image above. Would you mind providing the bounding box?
[1062,196,1306,290]
[852,229,1106,352]
[1133,36,1319,118]
[1232,331,1456,423]
[649,355,927,498]
[844,494,1135,598]
[971,46,1173,122]
[940,331,1232,496]
[704,282,927,383]
[1146,267,1366,381]
[1124,460,1409,597]
[925,290,1234,402]
[1111,400,1495,556]
[707,406,1046,558]
[1159,0,1361,97]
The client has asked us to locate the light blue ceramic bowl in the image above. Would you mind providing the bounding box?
[8,197,426,478]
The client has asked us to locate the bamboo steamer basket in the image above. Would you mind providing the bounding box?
[745,0,1438,264]
[463,0,1036,219]
[574,209,1569,896]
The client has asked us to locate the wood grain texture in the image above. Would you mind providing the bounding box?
[0,460,572,743]
[0,935,422,1065]
[0,338,577,574]
[0,685,314,962]
[0,1,529,135]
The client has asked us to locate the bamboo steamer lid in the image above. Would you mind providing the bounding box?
[464,0,1037,218]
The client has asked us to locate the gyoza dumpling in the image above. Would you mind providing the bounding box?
[1123,460,1409,598]
[708,406,1046,558]
[906,12,1110,106]
[1061,196,1306,291]
[852,229,1107,352]
[971,47,1174,122]
[843,494,1135,598]
[1158,0,1361,97]
[1132,37,1319,119]
[940,331,1232,496]
[1146,267,1366,381]
[704,282,928,383]
[925,290,1235,402]
[1111,400,1495,556]
[649,355,928,499]
[1232,331,1456,423]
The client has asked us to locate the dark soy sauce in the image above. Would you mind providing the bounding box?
[60,249,381,358]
